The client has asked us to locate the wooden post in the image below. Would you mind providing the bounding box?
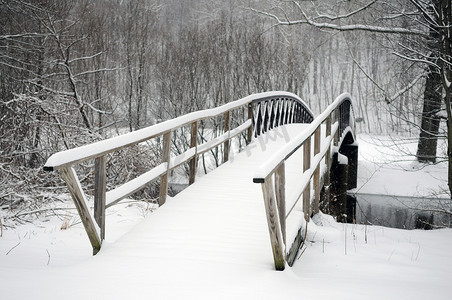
[326,115,332,138]
[313,166,320,214]
[303,137,311,221]
[159,131,171,206]
[303,185,311,222]
[261,176,285,271]
[223,111,231,163]
[60,167,101,255]
[247,103,253,144]
[275,163,286,246]
[189,121,198,185]
[94,156,106,240]
[324,115,332,204]
[303,137,311,173]
[313,128,321,214]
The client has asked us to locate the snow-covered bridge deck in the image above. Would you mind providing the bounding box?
[112,124,309,270]
[42,92,357,270]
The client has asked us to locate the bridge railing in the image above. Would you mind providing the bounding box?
[44,91,313,254]
[252,93,354,270]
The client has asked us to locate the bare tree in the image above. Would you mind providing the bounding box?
[253,0,452,196]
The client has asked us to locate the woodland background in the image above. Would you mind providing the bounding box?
[1,0,449,222]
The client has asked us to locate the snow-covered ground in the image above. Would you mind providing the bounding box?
[355,134,447,198]
[0,132,451,299]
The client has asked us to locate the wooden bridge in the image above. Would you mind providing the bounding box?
[44,92,357,270]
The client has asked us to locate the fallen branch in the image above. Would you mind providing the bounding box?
[46,249,51,265]
[6,242,21,255]
[10,207,76,219]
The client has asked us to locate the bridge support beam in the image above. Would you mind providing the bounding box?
[340,143,358,190]
[330,152,349,223]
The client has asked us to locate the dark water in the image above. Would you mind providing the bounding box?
[354,193,451,229]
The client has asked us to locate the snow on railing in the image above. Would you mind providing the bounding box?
[43,91,314,255]
[252,93,355,270]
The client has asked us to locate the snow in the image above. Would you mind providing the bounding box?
[353,134,448,198]
[1,126,451,299]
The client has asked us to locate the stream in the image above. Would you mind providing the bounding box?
[354,193,452,229]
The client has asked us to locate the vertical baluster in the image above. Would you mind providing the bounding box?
[279,99,285,126]
[269,99,275,130]
[255,102,263,137]
[274,99,280,128]
[263,100,270,133]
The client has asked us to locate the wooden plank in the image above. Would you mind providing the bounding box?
[189,121,198,185]
[106,163,167,208]
[196,120,251,156]
[286,228,302,267]
[275,162,286,246]
[261,176,285,271]
[94,156,106,240]
[158,131,171,206]
[44,100,254,171]
[60,167,101,255]
[223,111,230,163]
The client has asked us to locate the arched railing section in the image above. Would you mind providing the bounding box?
[43,91,313,255]
[337,97,355,144]
[252,95,314,137]
[252,93,354,271]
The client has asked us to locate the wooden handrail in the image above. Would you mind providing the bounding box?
[44,91,314,255]
[253,93,354,270]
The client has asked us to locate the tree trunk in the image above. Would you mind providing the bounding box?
[446,90,452,198]
[416,4,442,163]
[416,64,442,163]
